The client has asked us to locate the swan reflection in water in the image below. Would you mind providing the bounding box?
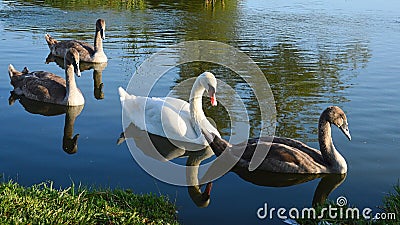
[118,122,213,208]
[118,123,345,208]
[230,169,346,206]
[9,93,83,154]
[46,53,107,100]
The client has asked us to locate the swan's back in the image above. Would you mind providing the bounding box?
[258,138,327,173]
[210,135,328,173]
[120,90,195,139]
[8,65,66,104]
[45,35,95,62]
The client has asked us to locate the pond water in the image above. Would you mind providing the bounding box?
[0,0,399,224]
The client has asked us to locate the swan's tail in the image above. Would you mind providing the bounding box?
[8,64,20,79]
[118,87,136,102]
[44,33,58,47]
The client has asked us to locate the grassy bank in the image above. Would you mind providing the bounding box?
[0,180,398,224]
[0,180,179,224]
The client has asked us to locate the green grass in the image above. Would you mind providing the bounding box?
[296,183,399,225]
[382,183,400,224]
[0,180,398,225]
[0,180,179,225]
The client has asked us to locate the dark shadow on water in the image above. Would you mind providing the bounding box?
[231,169,346,207]
[118,122,214,208]
[9,92,84,154]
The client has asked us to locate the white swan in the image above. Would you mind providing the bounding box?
[119,72,221,148]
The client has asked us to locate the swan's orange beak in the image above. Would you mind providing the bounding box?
[208,86,217,106]
[210,95,217,106]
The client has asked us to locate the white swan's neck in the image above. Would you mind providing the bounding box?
[189,79,207,137]
[94,29,103,53]
[65,64,84,106]
[318,118,347,173]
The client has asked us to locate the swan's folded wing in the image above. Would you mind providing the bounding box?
[120,95,197,141]
[271,136,322,159]
[159,97,190,112]
[158,98,200,141]
[20,75,66,103]
[256,144,325,173]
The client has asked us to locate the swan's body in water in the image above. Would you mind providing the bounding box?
[203,106,351,174]
[119,72,220,148]
[45,19,107,63]
[8,48,84,106]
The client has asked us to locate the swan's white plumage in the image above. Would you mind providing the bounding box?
[118,73,220,148]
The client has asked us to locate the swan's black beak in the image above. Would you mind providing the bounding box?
[208,85,217,106]
[100,28,105,40]
[74,62,81,77]
[339,123,351,141]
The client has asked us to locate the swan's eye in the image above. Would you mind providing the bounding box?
[208,84,216,94]
[337,117,344,127]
